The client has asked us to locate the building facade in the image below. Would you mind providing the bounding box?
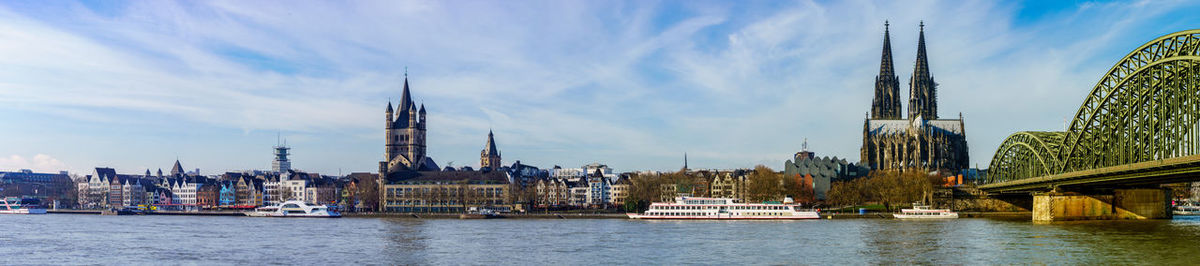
[380,171,512,213]
[709,171,748,200]
[533,178,570,207]
[861,22,969,173]
[783,148,868,200]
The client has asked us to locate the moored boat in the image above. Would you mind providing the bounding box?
[1174,205,1200,216]
[244,200,340,218]
[893,203,957,219]
[627,197,819,220]
[0,197,46,214]
[459,207,502,219]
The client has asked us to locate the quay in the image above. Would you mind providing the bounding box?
[48,210,244,216]
[345,212,629,219]
[46,210,1031,219]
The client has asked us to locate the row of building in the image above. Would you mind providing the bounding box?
[74,160,372,211]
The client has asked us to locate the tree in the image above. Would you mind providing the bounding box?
[781,174,815,204]
[354,177,379,212]
[626,173,668,212]
[827,178,864,207]
[746,165,783,202]
[277,186,294,202]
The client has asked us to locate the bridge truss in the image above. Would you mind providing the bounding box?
[987,29,1200,185]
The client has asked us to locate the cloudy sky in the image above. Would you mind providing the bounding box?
[1,0,1198,176]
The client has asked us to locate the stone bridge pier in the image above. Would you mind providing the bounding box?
[1032,188,1172,221]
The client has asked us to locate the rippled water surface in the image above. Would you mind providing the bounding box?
[3,214,1200,264]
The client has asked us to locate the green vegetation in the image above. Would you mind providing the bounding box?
[826,168,940,211]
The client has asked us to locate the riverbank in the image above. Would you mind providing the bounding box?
[47,209,1032,219]
[346,212,629,219]
[821,211,1031,219]
[48,209,245,216]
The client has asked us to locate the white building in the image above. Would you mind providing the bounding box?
[262,178,281,206]
[281,178,307,202]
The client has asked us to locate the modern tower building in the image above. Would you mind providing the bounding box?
[272,137,291,174]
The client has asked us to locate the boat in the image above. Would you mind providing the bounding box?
[893,203,958,219]
[244,200,340,218]
[627,197,820,220]
[101,208,144,215]
[459,207,502,219]
[1174,205,1200,216]
[0,197,46,214]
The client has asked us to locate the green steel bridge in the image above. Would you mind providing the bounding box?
[981,29,1200,194]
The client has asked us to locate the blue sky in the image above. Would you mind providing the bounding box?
[1,0,1198,176]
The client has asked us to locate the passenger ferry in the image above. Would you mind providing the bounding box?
[893,203,958,219]
[244,200,340,218]
[0,197,46,214]
[1174,205,1200,216]
[627,197,819,220]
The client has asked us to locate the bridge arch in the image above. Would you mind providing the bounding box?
[986,29,1200,184]
[986,131,1064,183]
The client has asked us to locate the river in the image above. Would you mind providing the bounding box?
[3,214,1199,265]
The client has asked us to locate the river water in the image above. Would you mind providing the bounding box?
[3,214,1199,265]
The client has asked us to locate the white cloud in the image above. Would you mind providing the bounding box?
[0,1,1197,174]
[0,154,69,173]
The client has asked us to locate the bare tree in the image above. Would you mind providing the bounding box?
[746,165,783,202]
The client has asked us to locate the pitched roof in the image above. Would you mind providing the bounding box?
[170,160,184,176]
[483,130,500,157]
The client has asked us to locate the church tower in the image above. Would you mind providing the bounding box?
[382,73,428,175]
[862,21,968,173]
[871,21,902,119]
[480,130,501,170]
[908,21,939,120]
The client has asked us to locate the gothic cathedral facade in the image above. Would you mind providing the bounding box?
[861,22,969,172]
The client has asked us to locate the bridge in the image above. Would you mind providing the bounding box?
[980,29,1200,221]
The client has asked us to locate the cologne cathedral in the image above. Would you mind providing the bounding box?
[860,22,969,172]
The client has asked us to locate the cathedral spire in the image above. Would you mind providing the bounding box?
[481,129,501,169]
[400,72,413,114]
[879,20,894,77]
[485,130,499,157]
[909,21,938,120]
[870,21,902,120]
[913,21,930,84]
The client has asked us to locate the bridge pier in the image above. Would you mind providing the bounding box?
[1032,188,1172,221]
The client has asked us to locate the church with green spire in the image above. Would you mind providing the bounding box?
[860,21,969,173]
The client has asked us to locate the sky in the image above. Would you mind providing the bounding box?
[1,0,1198,176]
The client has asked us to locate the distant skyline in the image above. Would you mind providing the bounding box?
[2,1,1199,175]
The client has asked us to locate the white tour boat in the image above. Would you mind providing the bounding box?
[244,200,340,218]
[627,197,819,220]
[0,197,46,214]
[1174,205,1200,216]
[893,203,958,219]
